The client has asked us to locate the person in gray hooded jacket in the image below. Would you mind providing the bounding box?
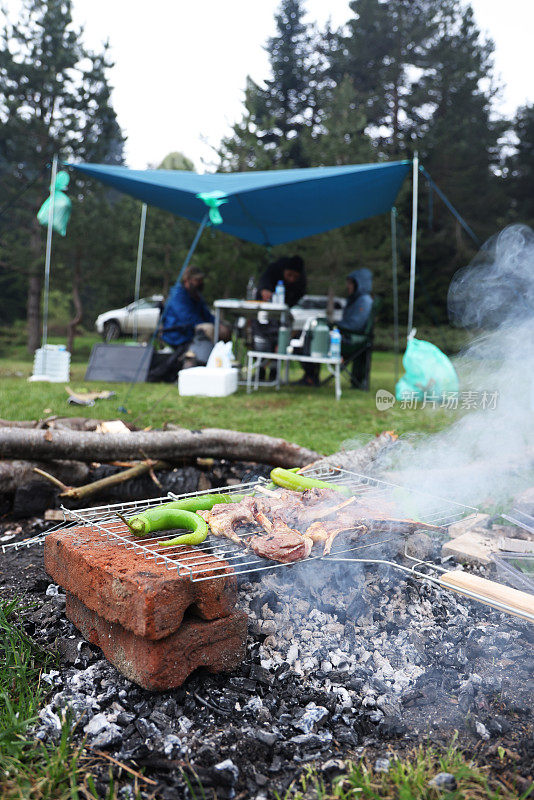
[297,267,374,387]
[338,267,374,388]
[340,268,373,333]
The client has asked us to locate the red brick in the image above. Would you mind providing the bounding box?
[45,526,237,640]
[66,593,248,690]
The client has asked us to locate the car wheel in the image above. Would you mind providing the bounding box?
[103,320,121,342]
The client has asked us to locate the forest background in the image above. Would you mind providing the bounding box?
[1,0,533,354]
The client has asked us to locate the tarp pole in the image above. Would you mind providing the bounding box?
[407,151,419,335]
[133,202,147,341]
[391,206,400,385]
[41,153,58,370]
[177,211,210,283]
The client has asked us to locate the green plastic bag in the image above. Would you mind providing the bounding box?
[395,336,459,402]
[37,170,72,236]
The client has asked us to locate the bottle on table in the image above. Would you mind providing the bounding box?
[273,280,285,306]
[246,276,256,300]
[329,326,342,359]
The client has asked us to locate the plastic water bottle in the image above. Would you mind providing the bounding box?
[329,327,342,359]
[274,280,285,306]
[246,276,256,301]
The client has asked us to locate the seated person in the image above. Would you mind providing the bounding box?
[298,268,373,387]
[148,266,215,382]
[339,267,374,388]
[340,268,373,336]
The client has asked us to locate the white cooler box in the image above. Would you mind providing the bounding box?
[178,366,238,397]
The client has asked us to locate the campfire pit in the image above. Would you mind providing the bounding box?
[40,467,529,690]
[1,468,533,798]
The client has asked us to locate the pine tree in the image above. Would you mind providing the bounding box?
[407,2,508,323]
[302,75,374,166]
[0,0,124,351]
[507,104,534,224]
[219,0,320,170]
[335,0,443,154]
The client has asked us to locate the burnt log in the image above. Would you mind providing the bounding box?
[0,459,90,493]
[0,427,320,468]
[0,417,138,431]
[302,431,398,473]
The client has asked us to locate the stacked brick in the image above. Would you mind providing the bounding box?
[44,526,247,690]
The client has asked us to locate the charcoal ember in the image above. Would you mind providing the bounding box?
[238,463,272,483]
[292,703,328,733]
[12,480,59,518]
[84,713,122,749]
[379,716,407,737]
[333,725,359,745]
[135,718,163,744]
[487,715,511,735]
[195,744,219,765]
[211,758,239,787]
[57,636,80,665]
[116,711,136,726]
[268,756,283,773]
[248,664,274,686]
[321,758,346,777]
[156,697,180,717]
[149,710,172,730]
[163,734,182,757]
[228,676,258,694]
[290,732,332,747]
[255,729,279,746]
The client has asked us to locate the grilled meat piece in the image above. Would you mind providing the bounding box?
[254,490,305,528]
[305,520,367,555]
[199,499,257,544]
[332,504,442,532]
[301,487,342,505]
[299,496,358,525]
[248,515,313,563]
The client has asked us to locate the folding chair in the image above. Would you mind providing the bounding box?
[322,297,381,391]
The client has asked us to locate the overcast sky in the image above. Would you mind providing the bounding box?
[6,0,534,171]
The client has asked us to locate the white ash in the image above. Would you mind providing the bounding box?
[18,557,533,800]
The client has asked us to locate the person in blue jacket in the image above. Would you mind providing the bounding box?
[161,266,214,349]
[148,266,215,382]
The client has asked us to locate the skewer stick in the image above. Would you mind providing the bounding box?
[255,485,281,497]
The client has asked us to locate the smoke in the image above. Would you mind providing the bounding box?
[384,224,534,513]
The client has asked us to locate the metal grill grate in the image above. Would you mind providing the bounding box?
[32,468,479,582]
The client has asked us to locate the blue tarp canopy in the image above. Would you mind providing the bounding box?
[68,160,410,247]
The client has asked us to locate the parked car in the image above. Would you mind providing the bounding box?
[95,295,164,342]
[290,294,346,331]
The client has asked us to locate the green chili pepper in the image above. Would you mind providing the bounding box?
[119,507,207,547]
[270,467,350,495]
[124,493,246,540]
[264,467,300,491]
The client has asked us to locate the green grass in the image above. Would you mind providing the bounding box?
[0,597,80,799]
[0,338,458,454]
[283,740,533,800]
[0,597,142,799]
